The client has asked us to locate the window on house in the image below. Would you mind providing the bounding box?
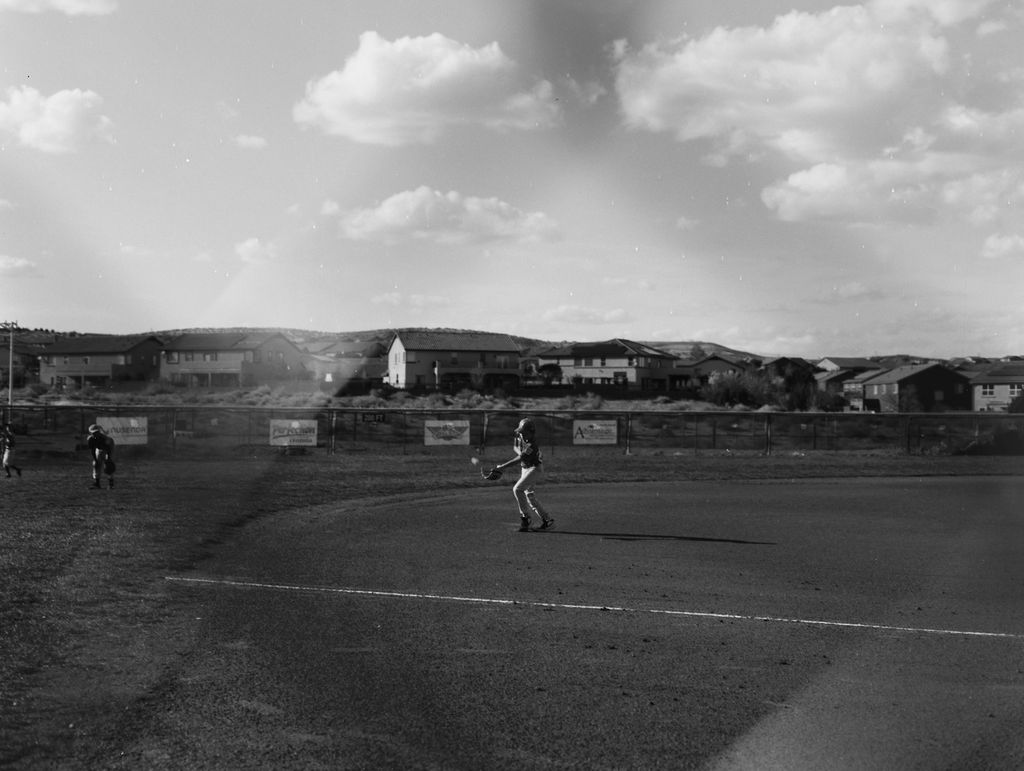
[600,357,606,366]
[451,352,459,365]
[981,384,995,397]
[1010,384,1023,397]
[574,358,582,367]
[584,358,593,367]
[82,356,90,365]
[166,352,179,363]
[203,352,217,362]
[184,352,194,362]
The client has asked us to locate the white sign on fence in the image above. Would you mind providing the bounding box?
[424,419,470,446]
[573,419,618,445]
[269,419,318,446]
[95,416,148,445]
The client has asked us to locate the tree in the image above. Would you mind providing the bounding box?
[537,363,563,385]
[1009,393,1024,413]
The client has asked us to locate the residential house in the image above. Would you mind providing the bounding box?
[39,335,164,388]
[535,339,677,391]
[861,363,971,412]
[304,340,388,394]
[160,332,305,387]
[813,357,882,396]
[841,368,886,410]
[387,330,521,391]
[970,363,1024,412]
[669,355,749,390]
[2,330,57,388]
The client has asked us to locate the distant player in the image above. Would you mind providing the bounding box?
[2,423,22,478]
[493,417,554,532]
[87,424,116,489]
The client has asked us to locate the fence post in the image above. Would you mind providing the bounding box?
[764,413,773,455]
[624,413,632,455]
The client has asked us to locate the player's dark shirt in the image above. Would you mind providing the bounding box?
[87,433,114,458]
[515,435,543,468]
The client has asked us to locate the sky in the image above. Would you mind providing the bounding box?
[1,0,1022,359]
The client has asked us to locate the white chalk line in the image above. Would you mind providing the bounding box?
[164,576,1023,640]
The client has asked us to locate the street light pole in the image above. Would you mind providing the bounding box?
[2,320,15,423]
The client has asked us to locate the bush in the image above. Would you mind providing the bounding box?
[1009,394,1024,413]
[701,371,778,408]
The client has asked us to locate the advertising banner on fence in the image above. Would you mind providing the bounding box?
[424,419,471,446]
[95,416,148,445]
[573,419,618,445]
[269,419,318,446]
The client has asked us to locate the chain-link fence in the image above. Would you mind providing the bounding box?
[5,405,1023,457]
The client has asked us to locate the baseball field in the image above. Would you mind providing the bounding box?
[2,450,1023,769]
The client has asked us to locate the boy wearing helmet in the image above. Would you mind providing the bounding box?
[493,417,555,532]
[87,424,116,489]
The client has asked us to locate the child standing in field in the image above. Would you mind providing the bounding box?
[87,424,116,489]
[2,423,22,478]
[493,417,554,532]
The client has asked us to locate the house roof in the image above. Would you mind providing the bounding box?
[42,334,162,354]
[846,368,887,384]
[393,330,520,353]
[815,368,856,384]
[860,363,964,385]
[970,364,1024,385]
[163,332,298,352]
[817,357,878,370]
[539,338,675,359]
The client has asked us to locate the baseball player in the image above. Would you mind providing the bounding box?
[2,423,22,478]
[87,424,116,489]
[493,417,554,532]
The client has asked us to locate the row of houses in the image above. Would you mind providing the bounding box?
[3,329,1023,412]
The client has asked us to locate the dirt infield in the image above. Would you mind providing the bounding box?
[2,452,1022,768]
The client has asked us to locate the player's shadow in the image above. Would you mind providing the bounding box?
[545,530,775,545]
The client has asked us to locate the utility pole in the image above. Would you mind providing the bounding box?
[1,320,15,423]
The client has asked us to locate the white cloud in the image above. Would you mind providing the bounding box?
[0,198,13,211]
[234,237,276,264]
[614,0,1019,228]
[339,186,559,244]
[0,86,113,153]
[981,233,1024,259]
[0,255,38,276]
[614,3,960,161]
[542,305,632,325]
[293,31,560,145]
[233,134,267,149]
[0,0,116,14]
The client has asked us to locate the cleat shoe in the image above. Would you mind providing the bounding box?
[538,518,555,531]
[518,517,532,532]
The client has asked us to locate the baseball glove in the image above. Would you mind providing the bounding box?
[481,467,502,481]
[103,459,116,475]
